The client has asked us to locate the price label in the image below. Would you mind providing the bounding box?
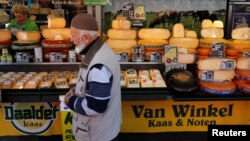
[211,43,225,58]
[50,52,63,62]
[117,52,129,62]
[242,52,250,57]
[165,46,178,64]
[149,52,162,62]
[201,71,214,81]
[15,52,30,62]
[221,60,234,70]
[122,3,135,20]
[134,5,146,20]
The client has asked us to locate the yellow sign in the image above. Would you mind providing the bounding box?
[0,102,62,136]
[121,99,250,132]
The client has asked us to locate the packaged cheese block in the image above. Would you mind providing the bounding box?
[48,17,66,28]
[125,69,137,78]
[141,79,153,88]
[212,20,224,28]
[39,79,53,88]
[54,79,69,89]
[149,69,161,76]
[24,80,39,89]
[235,69,250,82]
[199,81,236,95]
[236,57,250,70]
[198,58,236,70]
[107,29,137,40]
[120,72,127,87]
[234,79,250,94]
[138,28,170,40]
[112,19,131,30]
[198,70,235,82]
[173,23,185,37]
[169,37,199,48]
[12,80,25,89]
[199,38,228,48]
[152,78,167,88]
[0,29,11,42]
[138,70,150,78]
[0,80,13,89]
[201,19,213,28]
[228,40,250,51]
[127,77,140,88]
[42,28,71,40]
[16,31,41,42]
[185,30,197,38]
[231,27,250,40]
[201,28,224,38]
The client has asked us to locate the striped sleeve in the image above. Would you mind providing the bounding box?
[67,64,112,116]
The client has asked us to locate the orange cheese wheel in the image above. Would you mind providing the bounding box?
[234,79,250,94]
[236,57,250,70]
[169,37,199,48]
[235,69,250,82]
[198,48,210,56]
[16,31,41,42]
[199,38,228,48]
[48,17,66,28]
[225,49,238,56]
[138,28,170,40]
[42,28,71,40]
[138,39,168,46]
[0,29,11,42]
[228,40,250,50]
[198,55,209,60]
[178,48,197,54]
[199,81,236,95]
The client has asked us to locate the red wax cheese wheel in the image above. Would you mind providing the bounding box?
[199,81,236,95]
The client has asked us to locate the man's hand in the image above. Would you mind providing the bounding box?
[64,88,75,106]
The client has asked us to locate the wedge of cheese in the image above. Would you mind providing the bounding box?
[173,23,185,37]
[236,57,250,70]
[169,37,199,48]
[232,27,250,40]
[48,17,66,28]
[42,28,71,40]
[16,31,41,42]
[107,29,137,40]
[198,58,236,70]
[112,19,131,30]
[0,29,11,41]
[198,70,235,82]
[201,28,224,38]
[138,28,170,40]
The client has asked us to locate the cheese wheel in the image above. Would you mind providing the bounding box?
[112,19,131,30]
[169,37,199,48]
[198,70,235,82]
[198,48,210,56]
[228,40,250,51]
[178,48,197,54]
[48,17,66,28]
[201,28,224,38]
[225,49,238,56]
[162,53,197,64]
[232,27,250,40]
[198,58,236,70]
[199,38,228,48]
[107,29,137,40]
[42,28,71,40]
[201,19,213,28]
[199,81,236,95]
[0,29,11,42]
[236,57,250,70]
[234,79,250,94]
[106,39,136,49]
[185,30,197,38]
[138,28,170,40]
[138,39,168,46]
[212,20,224,28]
[173,23,185,38]
[16,31,41,42]
[235,69,250,82]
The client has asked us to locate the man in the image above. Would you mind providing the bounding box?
[64,13,122,141]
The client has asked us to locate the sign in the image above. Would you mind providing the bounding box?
[84,0,108,5]
[0,102,62,136]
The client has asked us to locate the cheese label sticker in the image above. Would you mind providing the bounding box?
[221,60,234,70]
[201,71,214,81]
[165,46,178,64]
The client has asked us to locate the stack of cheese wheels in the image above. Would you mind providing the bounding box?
[138,28,170,62]
[228,27,250,58]
[168,23,198,64]
[41,16,73,61]
[0,29,12,48]
[197,58,236,95]
[234,57,250,94]
[106,16,137,61]
[198,19,228,60]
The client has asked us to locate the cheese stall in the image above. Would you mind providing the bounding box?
[0,0,250,141]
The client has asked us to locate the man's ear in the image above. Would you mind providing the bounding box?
[82,34,90,44]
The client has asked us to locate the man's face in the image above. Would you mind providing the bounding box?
[71,28,87,54]
[14,12,26,23]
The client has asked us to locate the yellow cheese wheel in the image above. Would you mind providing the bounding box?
[198,70,235,82]
[106,39,137,49]
[228,40,250,50]
[42,28,71,40]
[201,19,213,28]
[112,19,131,30]
[231,27,250,40]
[48,17,66,28]
[185,30,197,38]
[173,23,185,37]
[138,39,168,46]
[0,29,11,41]
[212,20,224,28]
[199,38,228,48]
[169,37,199,48]
[107,29,137,40]
[138,28,170,40]
[201,27,224,38]
[16,31,41,42]
[198,58,236,70]
[162,53,197,64]
[236,57,250,70]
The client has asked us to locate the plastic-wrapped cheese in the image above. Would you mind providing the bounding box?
[232,27,250,40]
[201,28,224,38]
[198,70,235,82]
[236,57,250,70]
[107,29,137,40]
[0,29,11,41]
[48,17,66,28]
[201,19,213,28]
[42,28,71,40]
[141,79,153,88]
[127,77,140,88]
[173,23,185,37]
[169,37,199,48]
[152,78,167,88]
[16,31,41,42]
[112,19,131,30]
[138,28,170,40]
[198,58,236,70]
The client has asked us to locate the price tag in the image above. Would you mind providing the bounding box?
[201,71,214,81]
[211,43,225,58]
[165,46,178,64]
[122,3,135,20]
[50,52,63,62]
[242,52,250,57]
[149,52,162,62]
[15,52,30,63]
[221,60,234,70]
[117,52,129,62]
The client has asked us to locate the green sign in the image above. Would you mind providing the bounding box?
[84,0,108,5]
